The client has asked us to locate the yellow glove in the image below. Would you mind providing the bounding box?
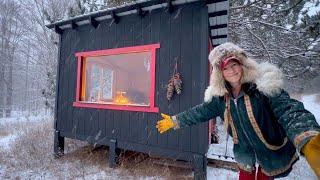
[156,113,175,133]
[301,134,320,178]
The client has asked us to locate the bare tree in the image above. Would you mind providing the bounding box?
[16,0,72,113]
[68,0,135,17]
[0,0,27,117]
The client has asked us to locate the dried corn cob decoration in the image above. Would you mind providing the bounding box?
[167,78,175,101]
[166,58,183,101]
[173,73,182,95]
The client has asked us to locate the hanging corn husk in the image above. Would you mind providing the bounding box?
[166,59,183,101]
[167,78,175,100]
[173,73,182,94]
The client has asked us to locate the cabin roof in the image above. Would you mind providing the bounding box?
[46,0,229,47]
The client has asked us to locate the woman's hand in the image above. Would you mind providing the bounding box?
[156,113,175,133]
[302,134,320,178]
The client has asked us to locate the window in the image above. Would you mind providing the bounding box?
[86,64,114,102]
[73,44,160,113]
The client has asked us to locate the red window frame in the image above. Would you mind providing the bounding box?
[73,43,160,113]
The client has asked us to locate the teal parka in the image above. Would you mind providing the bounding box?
[173,83,320,177]
[171,42,320,177]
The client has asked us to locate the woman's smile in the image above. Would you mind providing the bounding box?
[222,61,243,85]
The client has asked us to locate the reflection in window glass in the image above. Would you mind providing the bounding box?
[102,68,113,99]
[82,51,151,107]
[89,65,100,101]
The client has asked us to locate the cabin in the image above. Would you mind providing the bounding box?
[46,0,229,179]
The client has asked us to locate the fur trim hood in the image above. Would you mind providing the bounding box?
[204,42,283,102]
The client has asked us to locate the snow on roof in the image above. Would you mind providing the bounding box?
[46,0,230,48]
[46,0,201,29]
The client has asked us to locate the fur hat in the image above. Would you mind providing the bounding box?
[204,42,283,102]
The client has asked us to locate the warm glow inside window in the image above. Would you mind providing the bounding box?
[81,52,151,106]
[73,44,160,112]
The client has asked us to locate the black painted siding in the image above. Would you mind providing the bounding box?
[56,1,209,157]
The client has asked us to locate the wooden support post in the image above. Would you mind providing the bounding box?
[192,154,207,180]
[54,130,65,157]
[109,139,120,168]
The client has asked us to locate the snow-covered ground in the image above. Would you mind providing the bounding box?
[0,94,319,179]
[302,94,320,125]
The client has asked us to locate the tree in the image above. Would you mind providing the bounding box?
[229,0,320,92]
[17,0,72,113]
[67,0,135,17]
[0,0,26,117]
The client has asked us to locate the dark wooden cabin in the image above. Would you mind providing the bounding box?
[46,0,229,179]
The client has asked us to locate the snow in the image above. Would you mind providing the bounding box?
[0,165,4,178]
[0,110,50,151]
[0,94,319,179]
[0,135,17,150]
[207,117,235,163]
[1,110,50,123]
[208,166,238,180]
[301,94,320,124]
[297,1,320,24]
[303,2,320,17]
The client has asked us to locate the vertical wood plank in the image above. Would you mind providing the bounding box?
[60,30,71,133]
[68,28,79,137]
[99,20,109,142]
[148,9,161,146]
[198,3,210,153]
[167,6,181,149]
[190,3,203,153]
[157,9,171,148]
[57,31,67,132]
[179,5,193,152]
[113,17,126,141]
[139,13,151,145]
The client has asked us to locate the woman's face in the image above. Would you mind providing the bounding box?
[221,60,243,85]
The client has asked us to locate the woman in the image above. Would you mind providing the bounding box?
[156,42,320,179]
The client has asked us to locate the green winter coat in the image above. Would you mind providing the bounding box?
[172,83,320,177]
[172,42,320,177]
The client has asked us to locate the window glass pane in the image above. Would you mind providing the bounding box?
[82,51,151,106]
[101,68,113,99]
[90,65,100,101]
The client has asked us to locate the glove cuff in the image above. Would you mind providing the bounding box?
[301,133,320,155]
[171,116,180,130]
[295,130,320,153]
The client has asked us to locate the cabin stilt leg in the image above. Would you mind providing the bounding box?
[192,154,207,180]
[109,139,120,168]
[54,130,64,157]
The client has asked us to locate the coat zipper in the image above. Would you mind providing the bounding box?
[233,98,259,173]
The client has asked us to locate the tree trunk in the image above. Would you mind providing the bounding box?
[0,65,4,118]
[5,47,14,117]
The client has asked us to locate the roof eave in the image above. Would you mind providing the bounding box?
[46,0,200,29]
